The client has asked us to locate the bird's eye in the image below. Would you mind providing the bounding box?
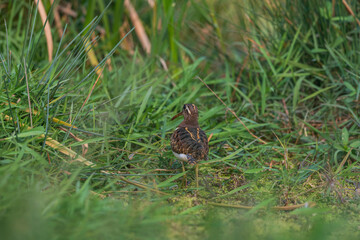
[183,105,186,110]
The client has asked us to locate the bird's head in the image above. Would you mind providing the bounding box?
[172,104,199,126]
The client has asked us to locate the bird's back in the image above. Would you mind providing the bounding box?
[171,126,208,162]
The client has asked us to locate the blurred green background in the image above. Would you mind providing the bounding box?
[0,0,359,239]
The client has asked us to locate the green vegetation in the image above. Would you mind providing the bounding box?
[0,0,359,239]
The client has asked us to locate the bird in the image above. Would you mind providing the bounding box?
[170,104,209,188]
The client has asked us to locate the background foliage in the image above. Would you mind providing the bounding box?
[0,0,359,239]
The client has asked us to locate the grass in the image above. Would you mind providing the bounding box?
[0,0,359,239]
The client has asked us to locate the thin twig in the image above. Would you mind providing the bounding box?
[208,201,316,211]
[231,54,249,102]
[79,66,105,112]
[197,76,267,145]
[197,76,284,157]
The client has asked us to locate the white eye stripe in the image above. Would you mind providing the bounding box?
[185,105,191,114]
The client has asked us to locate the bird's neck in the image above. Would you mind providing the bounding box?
[179,119,199,128]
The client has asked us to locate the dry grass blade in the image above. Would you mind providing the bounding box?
[2,113,168,196]
[207,133,213,142]
[159,57,168,71]
[272,131,289,169]
[35,0,53,62]
[59,126,88,157]
[124,0,151,54]
[114,175,168,195]
[84,39,102,77]
[273,202,316,210]
[119,20,135,54]
[47,137,167,195]
[57,3,77,18]
[4,102,78,129]
[2,113,92,165]
[90,191,106,199]
[45,136,94,166]
[50,0,64,38]
[342,0,360,27]
[147,0,155,8]
[50,117,78,128]
[335,148,352,174]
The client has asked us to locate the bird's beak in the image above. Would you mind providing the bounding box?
[171,112,182,120]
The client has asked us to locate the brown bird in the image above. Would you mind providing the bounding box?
[170,104,209,188]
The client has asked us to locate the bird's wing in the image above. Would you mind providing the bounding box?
[171,127,208,160]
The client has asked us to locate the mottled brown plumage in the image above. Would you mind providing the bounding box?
[170,104,209,165]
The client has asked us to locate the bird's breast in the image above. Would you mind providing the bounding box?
[172,151,189,161]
